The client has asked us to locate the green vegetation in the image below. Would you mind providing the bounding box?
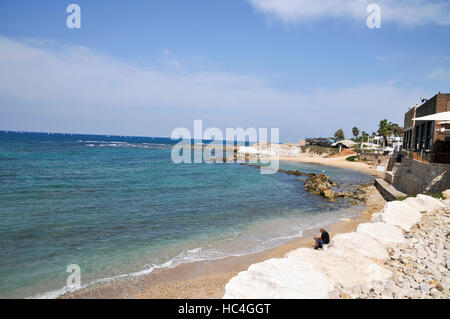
[377,119,394,146]
[392,124,404,137]
[425,192,445,199]
[331,118,404,146]
[377,119,404,146]
[361,131,369,139]
[396,195,415,201]
[396,192,444,201]
[346,155,357,162]
[334,129,345,140]
[352,126,360,139]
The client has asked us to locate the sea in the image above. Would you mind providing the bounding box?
[0,131,373,298]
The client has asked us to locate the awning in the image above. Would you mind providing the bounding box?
[413,111,450,122]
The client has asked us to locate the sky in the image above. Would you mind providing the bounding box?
[0,0,449,141]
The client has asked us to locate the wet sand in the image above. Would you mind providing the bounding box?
[61,183,385,299]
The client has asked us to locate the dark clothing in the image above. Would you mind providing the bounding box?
[320,231,330,244]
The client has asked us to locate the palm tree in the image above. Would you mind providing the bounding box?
[352,127,360,140]
[391,124,404,137]
[334,129,345,141]
[361,131,369,144]
[378,119,394,147]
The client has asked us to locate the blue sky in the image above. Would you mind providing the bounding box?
[0,0,449,141]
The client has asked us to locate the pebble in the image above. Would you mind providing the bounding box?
[332,204,450,299]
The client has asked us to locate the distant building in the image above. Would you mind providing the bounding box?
[403,93,450,164]
[382,93,450,196]
[331,139,357,148]
[361,136,403,155]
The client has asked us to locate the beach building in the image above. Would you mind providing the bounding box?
[331,139,357,149]
[382,93,450,196]
[403,93,450,164]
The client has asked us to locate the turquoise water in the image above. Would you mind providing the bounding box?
[0,131,373,298]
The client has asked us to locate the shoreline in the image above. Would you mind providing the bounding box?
[60,156,383,299]
[61,191,385,299]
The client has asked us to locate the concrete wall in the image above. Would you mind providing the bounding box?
[360,153,389,165]
[393,157,450,194]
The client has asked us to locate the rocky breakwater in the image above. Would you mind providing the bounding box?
[223,194,450,299]
[278,169,368,204]
[303,173,337,200]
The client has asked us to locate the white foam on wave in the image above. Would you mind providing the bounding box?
[29,205,365,299]
[29,257,182,299]
[29,245,239,299]
[80,140,170,149]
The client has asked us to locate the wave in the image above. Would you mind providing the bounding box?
[29,206,363,299]
[29,247,231,299]
[78,140,171,149]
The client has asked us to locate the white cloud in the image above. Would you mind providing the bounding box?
[0,37,423,140]
[159,48,184,71]
[427,68,450,80]
[376,52,407,62]
[247,0,450,26]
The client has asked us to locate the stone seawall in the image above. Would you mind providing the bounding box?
[223,194,450,299]
[393,158,450,195]
[375,178,406,201]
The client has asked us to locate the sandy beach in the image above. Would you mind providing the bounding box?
[61,155,385,299]
[277,154,379,176]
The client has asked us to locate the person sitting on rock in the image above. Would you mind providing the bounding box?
[314,228,330,250]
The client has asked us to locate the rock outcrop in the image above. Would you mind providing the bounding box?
[330,232,389,262]
[285,248,392,288]
[356,222,406,247]
[443,190,450,200]
[223,257,333,299]
[372,200,422,232]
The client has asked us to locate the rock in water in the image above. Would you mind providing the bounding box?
[323,189,335,199]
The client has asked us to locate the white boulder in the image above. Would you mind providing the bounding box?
[404,195,446,212]
[357,222,406,247]
[442,189,450,200]
[223,257,332,299]
[443,199,450,208]
[370,212,380,221]
[222,194,448,300]
[329,232,389,261]
[373,200,422,231]
[286,248,392,288]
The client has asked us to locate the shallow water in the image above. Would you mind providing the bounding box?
[0,131,373,298]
